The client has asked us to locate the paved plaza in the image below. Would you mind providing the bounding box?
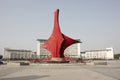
[0,60,120,80]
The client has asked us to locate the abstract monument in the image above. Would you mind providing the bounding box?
[43,9,80,62]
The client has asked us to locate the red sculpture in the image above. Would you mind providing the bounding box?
[43,9,80,61]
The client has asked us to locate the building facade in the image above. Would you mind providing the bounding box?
[81,48,114,59]
[4,48,34,60]
[37,39,81,58]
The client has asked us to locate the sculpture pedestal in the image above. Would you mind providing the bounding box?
[47,58,69,63]
[51,58,64,61]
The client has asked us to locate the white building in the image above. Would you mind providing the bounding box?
[81,48,114,59]
[37,39,81,58]
[4,48,34,60]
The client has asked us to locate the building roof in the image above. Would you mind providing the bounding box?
[4,48,32,52]
[37,39,82,43]
[82,49,111,53]
[37,39,47,41]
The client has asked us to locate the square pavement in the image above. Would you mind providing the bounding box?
[0,62,120,80]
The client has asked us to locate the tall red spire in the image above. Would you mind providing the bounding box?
[43,9,80,61]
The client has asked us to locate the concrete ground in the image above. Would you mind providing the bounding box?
[0,60,120,80]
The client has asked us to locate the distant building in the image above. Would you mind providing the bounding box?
[81,48,114,59]
[37,39,81,58]
[114,54,120,59]
[3,48,34,60]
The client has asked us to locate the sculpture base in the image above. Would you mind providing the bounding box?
[47,58,69,63]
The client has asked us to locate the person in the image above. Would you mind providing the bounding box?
[0,55,3,64]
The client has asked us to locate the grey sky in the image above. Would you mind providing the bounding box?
[0,0,120,54]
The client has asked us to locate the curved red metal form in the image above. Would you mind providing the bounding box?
[43,9,80,59]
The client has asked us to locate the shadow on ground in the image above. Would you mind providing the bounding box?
[0,75,50,80]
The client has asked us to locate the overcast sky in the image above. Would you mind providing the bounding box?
[0,0,120,54]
